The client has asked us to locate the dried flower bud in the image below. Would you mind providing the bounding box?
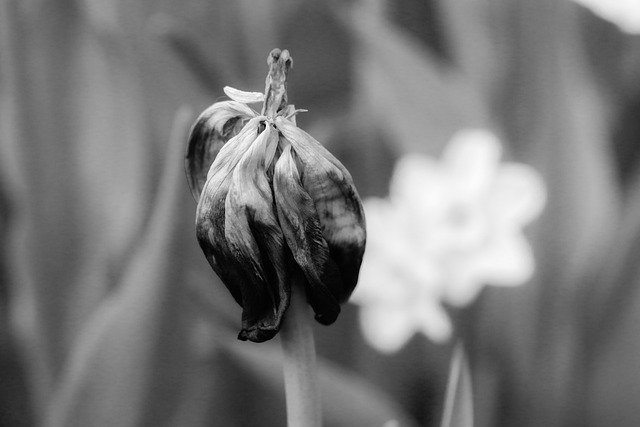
[186,49,366,342]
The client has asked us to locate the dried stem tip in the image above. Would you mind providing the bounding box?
[262,48,292,118]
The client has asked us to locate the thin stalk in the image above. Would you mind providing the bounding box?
[263,47,320,427]
[279,277,321,427]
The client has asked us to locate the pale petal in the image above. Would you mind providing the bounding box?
[363,199,408,262]
[351,250,411,305]
[444,232,534,306]
[571,0,640,34]
[354,128,544,347]
[413,300,453,343]
[363,198,441,295]
[472,232,535,287]
[430,203,488,253]
[223,86,265,104]
[358,306,415,354]
[412,260,442,293]
[442,274,485,308]
[198,101,257,134]
[280,104,307,124]
[389,154,446,217]
[362,198,395,246]
[444,129,502,200]
[488,163,547,227]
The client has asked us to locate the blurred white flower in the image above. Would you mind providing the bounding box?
[571,0,640,34]
[351,129,546,353]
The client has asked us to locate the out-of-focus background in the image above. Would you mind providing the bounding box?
[2,0,640,426]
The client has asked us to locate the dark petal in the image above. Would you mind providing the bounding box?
[225,125,291,342]
[275,118,366,303]
[274,143,342,325]
[196,178,243,305]
[195,118,261,307]
[197,118,286,342]
[185,101,256,201]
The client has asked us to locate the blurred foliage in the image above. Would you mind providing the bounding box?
[1,0,640,426]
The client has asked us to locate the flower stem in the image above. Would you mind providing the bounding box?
[279,276,322,427]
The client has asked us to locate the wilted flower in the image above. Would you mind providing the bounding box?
[186,49,366,343]
[351,129,546,353]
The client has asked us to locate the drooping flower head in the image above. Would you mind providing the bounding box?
[186,49,366,343]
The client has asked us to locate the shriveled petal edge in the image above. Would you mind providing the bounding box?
[224,86,265,104]
[185,102,257,201]
[273,143,342,325]
[274,117,367,303]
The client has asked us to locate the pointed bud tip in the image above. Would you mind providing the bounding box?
[267,48,292,69]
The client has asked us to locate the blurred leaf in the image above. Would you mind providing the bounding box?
[493,0,620,285]
[388,0,449,61]
[577,173,640,426]
[437,0,502,104]
[447,1,621,427]
[43,109,195,427]
[0,2,165,409]
[343,4,488,155]
[583,169,640,349]
[581,185,640,425]
[440,343,473,427]
[494,1,620,376]
[1,0,80,407]
[281,2,353,123]
[148,13,236,94]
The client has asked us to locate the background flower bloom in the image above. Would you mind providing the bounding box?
[570,0,640,34]
[351,129,546,353]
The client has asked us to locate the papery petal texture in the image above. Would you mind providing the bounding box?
[224,125,290,342]
[186,101,257,201]
[195,119,265,323]
[275,117,367,303]
[274,142,342,324]
[223,86,265,104]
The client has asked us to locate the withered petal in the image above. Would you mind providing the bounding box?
[195,177,243,305]
[197,118,285,342]
[205,117,262,187]
[185,101,257,201]
[223,86,265,104]
[274,143,342,324]
[275,117,366,303]
[225,125,291,342]
[195,120,261,307]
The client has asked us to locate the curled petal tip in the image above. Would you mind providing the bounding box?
[223,86,265,104]
[238,326,279,343]
[185,101,256,201]
[314,310,339,326]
